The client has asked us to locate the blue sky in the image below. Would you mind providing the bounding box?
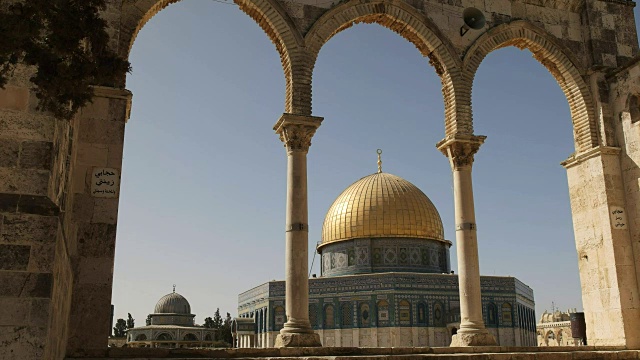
[112,1,640,326]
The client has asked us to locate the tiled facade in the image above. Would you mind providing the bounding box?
[237,274,536,347]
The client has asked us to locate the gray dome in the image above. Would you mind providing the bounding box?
[154,292,191,314]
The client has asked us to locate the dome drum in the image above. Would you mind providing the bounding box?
[320,237,451,277]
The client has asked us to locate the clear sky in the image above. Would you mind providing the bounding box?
[112,1,640,327]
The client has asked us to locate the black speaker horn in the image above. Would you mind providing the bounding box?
[460,7,486,36]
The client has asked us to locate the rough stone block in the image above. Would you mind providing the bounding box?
[76,143,108,167]
[17,195,60,216]
[66,284,112,352]
[78,116,125,145]
[19,141,52,170]
[0,244,31,270]
[0,193,19,213]
[0,298,30,325]
[0,112,55,142]
[72,194,94,223]
[19,273,53,298]
[27,243,55,273]
[0,214,58,244]
[0,87,29,111]
[92,198,119,224]
[0,168,49,196]
[0,325,45,359]
[0,271,29,297]
[78,257,114,285]
[0,139,20,167]
[77,223,116,258]
[29,299,50,325]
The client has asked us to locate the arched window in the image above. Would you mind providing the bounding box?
[134,334,147,341]
[486,302,498,325]
[359,303,370,327]
[377,300,389,326]
[502,303,513,326]
[156,332,173,341]
[204,333,212,341]
[324,304,335,328]
[558,329,564,345]
[417,302,427,325]
[341,303,352,327]
[309,304,318,327]
[433,302,444,326]
[398,300,411,325]
[183,333,198,341]
[274,306,285,330]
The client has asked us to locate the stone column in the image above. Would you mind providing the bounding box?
[273,113,323,347]
[437,135,496,347]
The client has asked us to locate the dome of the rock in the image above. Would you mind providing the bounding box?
[320,172,445,248]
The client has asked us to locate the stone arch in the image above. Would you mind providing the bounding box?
[119,0,303,113]
[463,20,598,153]
[155,332,174,341]
[182,333,199,341]
[304,0,462,130]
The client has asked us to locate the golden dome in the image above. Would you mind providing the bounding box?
[320,172,445,248]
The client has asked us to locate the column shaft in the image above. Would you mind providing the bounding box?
[282,151,312,333]
[453,166,485,333]
[274,113,323,347]
[437,135,496,347]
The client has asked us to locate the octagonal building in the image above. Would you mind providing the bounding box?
[237,166,536,348]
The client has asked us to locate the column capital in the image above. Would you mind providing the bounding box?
[274,113,323,153]
[436,134,486,169]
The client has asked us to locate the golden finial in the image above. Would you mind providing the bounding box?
[377,149,383,173]
[173,284,176,293]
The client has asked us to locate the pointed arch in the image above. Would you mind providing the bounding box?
[119,0,303,113]
[463,20,598,152]
[304,0,463,131]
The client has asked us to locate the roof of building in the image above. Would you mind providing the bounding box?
[320,172,445,247]
[154,291,192,315]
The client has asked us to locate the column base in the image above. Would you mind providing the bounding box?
[450,332,497,347]
[275,333,322,348]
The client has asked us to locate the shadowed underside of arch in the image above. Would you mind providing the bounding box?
[463,21,599,153]
[120,0,302,113]
[304,0,465,133]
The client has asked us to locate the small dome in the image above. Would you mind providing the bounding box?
[321,172,445,248]
[154,292,191,314]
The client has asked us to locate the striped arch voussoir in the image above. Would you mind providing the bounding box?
[120,0,302,113]
[462,21,599,152]
[304,0,460,127]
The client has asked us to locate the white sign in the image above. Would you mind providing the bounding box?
[610,206,627,230]
[91,168,120,198]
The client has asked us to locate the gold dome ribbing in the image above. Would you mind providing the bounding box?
[320,172,445,247]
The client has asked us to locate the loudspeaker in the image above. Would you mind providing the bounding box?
[460,7,486,36]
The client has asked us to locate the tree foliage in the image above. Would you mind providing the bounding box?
[126,313,135,329]
[113,318,127,338]
[203,316,215,328]
[221,312,233,345]
[0,0,130,119]
[212,308,223,331]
